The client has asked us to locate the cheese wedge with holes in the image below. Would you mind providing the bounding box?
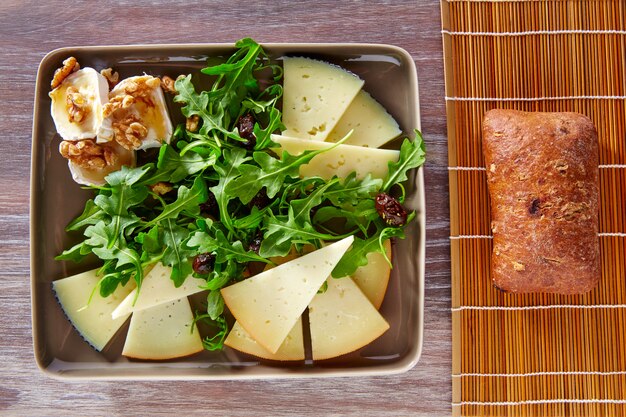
[282,57,363,141]
[326,90,402,148]
[112,262,206,320]
[221,236,354,354]
[351,239,392,310]
[52,268,135,351]
[309,276,389,360]
[272,134,399,180]
[122,297,203,360]
[224,319,305,361]
[224,248,312,360]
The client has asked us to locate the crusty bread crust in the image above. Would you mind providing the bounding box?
[482,109,600,294]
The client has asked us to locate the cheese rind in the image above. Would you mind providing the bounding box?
[351,239,392,310]
[221,236,354,354]
[282,57,363,141]
[112,262,206,320]
[52,268,135,351]
[224,319,305,361]
[326,90,401,148]
[272,134,399,180]
[49,68,109,141]
[122,297,203,360]
[309,276,390,360]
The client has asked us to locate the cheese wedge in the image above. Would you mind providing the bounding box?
[224,319,305,361]
[224,248,313,360]
[351,239,392,310]
[112,262,206,320]
[282,57,363,141]
[326,90,402,148]
[221,236,354,354]
[309,276,389,360]
[52,268,135,351]
[272,134,399,180]
[122,297,203,360]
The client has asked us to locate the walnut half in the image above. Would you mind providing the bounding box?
[66,87,89,123]
[59,139,118,170]
[51,57,80,89]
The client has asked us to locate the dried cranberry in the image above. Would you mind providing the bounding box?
[192,253,215,275]
[248,233,263,254]
[375,193,408,227]
[249,188,270,209]
[236,113,256,150]
[200,192,219,218]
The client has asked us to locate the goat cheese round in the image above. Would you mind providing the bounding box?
[49,67,109,141]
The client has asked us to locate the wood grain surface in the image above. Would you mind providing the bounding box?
[0,1,450,416]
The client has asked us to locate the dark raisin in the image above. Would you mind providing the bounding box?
[375,193,408,227]
[192,253,215,275]
[237,113,256,150]
[249,188,270,209]
[200,192,219,218]
[248,233,263,254]
[528,198,541,216]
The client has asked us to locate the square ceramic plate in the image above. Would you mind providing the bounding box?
[30,42,425,379]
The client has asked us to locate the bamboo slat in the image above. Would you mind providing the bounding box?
[442,1,626,416]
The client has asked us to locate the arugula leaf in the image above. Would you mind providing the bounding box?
[209,147,250,235]
[193,315,228,351]
[84,222,144,288]
[382,131,426,192]
[55,241,92,262]
[206,290,224,321]
[65,199,105,231]
[174,75,231,139]
[187,228,268,264]
[259,208,338,258]
[161,219,194,287]
[156,144,217,183]
[331,226,406,278]
[226,146,337,204]
[324,173,382,207]
[144,176,208,228]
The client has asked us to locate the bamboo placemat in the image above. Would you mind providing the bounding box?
[442,1,626,416]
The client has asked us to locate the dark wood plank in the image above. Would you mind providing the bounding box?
[0,0,450,415]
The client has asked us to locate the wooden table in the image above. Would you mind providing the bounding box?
[0,1,450,415]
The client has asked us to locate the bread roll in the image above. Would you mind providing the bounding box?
[482,109,600,294]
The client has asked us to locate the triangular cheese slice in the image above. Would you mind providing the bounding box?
[221,236,354,354]
[326,90,401,148]
[282,57,363,141]
[112,262,206,319]
[122,297,203,360]
[272,134,399,180]
[309,276,389,360]
[52,268,135,351]
[224,319,305,361]
[351,239,392,310]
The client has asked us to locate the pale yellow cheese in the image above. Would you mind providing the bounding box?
[52,268,135,351]
[112,262,206,320]
[224,319,305,361]
[271,134,399,180]
[221,236,354,354]
[351,239,392,310]
[309,276,389,360]
[326,90,402,148]
[282,57,363,141]
[122,297,203,360]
